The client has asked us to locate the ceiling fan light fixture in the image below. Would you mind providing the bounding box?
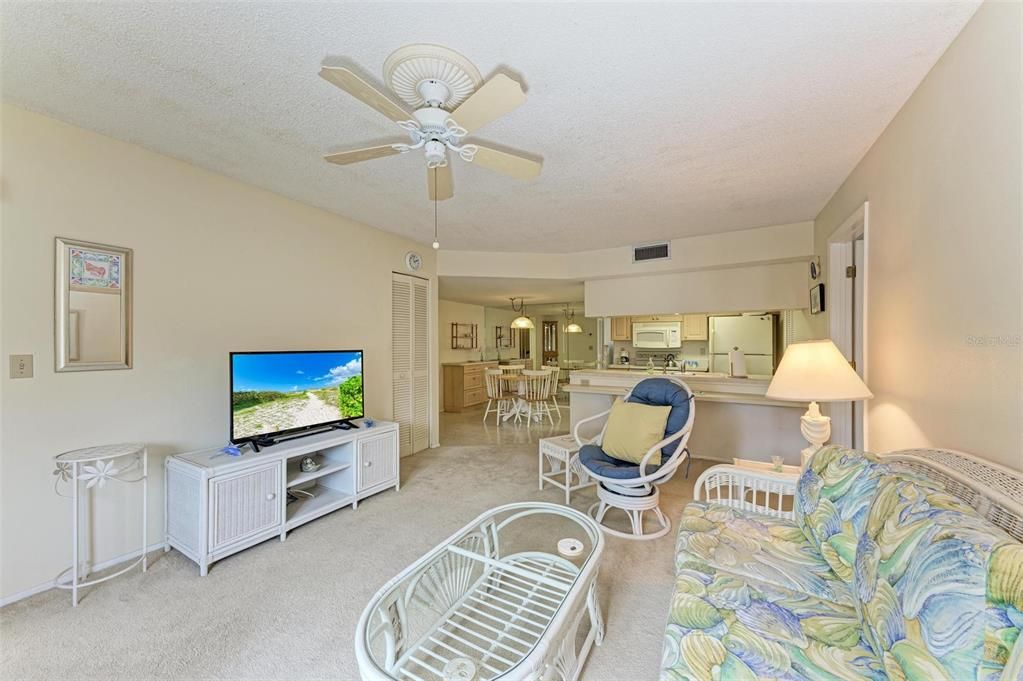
[319,45,541,202]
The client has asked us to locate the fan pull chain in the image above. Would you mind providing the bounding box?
[432,168,440,250]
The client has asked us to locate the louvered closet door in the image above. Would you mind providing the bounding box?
[392,275,414,457]
[392,273,431,457]
[411,278,430,453]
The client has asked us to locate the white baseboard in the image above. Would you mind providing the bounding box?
[0,540,167,608]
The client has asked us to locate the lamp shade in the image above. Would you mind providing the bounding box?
[511,315,534,329]
[766,339,873,402]
[565,322,583,333]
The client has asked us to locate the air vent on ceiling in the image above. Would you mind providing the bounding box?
[632,242,671,263]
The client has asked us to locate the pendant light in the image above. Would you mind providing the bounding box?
[510,297,534,329]
[564,305,583,333]
[431,168,440,250]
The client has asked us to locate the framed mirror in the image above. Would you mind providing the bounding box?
[55,237,132,371]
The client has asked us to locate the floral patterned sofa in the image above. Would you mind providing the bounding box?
[660,445,1023,681]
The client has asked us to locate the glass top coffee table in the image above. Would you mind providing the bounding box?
[355,502,605,680]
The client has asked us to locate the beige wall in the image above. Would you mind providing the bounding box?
[0,106,438,600]
[483,306,527,362]
[438,299,485,406]
[585,262,808,317]
[811,2,1022,467]
[438,221,814,280]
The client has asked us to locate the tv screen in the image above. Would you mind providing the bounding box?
[230,350,364,443]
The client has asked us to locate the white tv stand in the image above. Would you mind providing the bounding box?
[165,420,399,575]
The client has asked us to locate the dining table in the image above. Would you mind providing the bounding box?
[497,372,546,423]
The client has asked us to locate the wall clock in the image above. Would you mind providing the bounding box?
[405,251,423,272]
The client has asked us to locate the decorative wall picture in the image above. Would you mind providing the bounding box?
[69,247,122,293]
[68,310,80,361]
[810,283,826,315]
[55,237,133,372]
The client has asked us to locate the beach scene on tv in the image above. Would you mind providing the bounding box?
[231,351,363,441]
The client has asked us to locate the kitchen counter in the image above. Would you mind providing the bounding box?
[441,361,498,367]
[567,369,807,465]
[567,369,786,403]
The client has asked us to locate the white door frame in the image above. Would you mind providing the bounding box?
[827,201,869,449]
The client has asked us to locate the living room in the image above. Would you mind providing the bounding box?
[1,2,1021,680]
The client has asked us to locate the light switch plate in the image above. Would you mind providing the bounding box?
[10,354,33,378]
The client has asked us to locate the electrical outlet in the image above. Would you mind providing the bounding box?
[10,354,33,379]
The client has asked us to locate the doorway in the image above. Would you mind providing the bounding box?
[827,202,869,449]
[541,320,558,365]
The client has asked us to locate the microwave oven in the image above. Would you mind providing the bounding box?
[632,322,682,349]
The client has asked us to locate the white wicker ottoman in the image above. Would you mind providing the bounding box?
[355,502,605,681]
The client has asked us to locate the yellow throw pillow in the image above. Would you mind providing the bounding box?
[601,399,672,466]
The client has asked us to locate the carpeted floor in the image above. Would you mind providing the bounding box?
[0,407,713,681]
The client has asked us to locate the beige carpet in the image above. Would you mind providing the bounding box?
[0,409,712,681]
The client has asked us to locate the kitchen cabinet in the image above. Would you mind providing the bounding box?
[683,314,709,341]
[443,362,498,412]
[610,317,632,341]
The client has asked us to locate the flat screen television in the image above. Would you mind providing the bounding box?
[230,350,364,445]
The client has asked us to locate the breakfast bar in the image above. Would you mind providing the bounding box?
[565,369,808,464]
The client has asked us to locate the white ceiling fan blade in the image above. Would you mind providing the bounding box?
[319,66,410,123]
[471,145,542,180]
[325,145,402,166]
[450,73,526,133]
[427,164,453,201]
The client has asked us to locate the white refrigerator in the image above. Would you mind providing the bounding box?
[709,315,775,376]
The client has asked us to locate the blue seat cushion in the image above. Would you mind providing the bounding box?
[579,443,662,480]
[626,378,692,459]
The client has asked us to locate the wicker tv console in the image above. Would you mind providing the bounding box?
[165,421,399,575]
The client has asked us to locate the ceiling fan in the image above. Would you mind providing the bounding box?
[319,44,542,201]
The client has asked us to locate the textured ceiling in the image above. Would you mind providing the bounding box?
[1,2,977,252]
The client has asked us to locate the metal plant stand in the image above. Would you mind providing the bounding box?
[52,443,148,606]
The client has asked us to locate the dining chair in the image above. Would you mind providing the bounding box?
[482,369,510,425]
[545,366,562,421]
[520,369,553,425]
[501,364,525,376]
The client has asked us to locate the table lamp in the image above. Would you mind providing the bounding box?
[766,339,873,464]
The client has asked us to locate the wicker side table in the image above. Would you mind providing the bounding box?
[52,443,148,606]
[539,434,595,504]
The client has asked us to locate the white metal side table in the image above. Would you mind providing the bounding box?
[539,434,595,504]
[52,443,148,606]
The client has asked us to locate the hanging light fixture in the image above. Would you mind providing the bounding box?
[510,297,534,329]
[564,305,583,333]
[431,168,440,250]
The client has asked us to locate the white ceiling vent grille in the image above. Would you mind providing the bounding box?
[632,242,671,263]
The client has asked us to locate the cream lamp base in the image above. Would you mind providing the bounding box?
[799,401,831,467]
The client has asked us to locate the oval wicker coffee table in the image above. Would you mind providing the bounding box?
[355,502,605,681]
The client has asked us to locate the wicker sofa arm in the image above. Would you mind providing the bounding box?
[693,464,798,520]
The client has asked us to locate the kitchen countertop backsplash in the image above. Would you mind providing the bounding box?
[610,343,710,372]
